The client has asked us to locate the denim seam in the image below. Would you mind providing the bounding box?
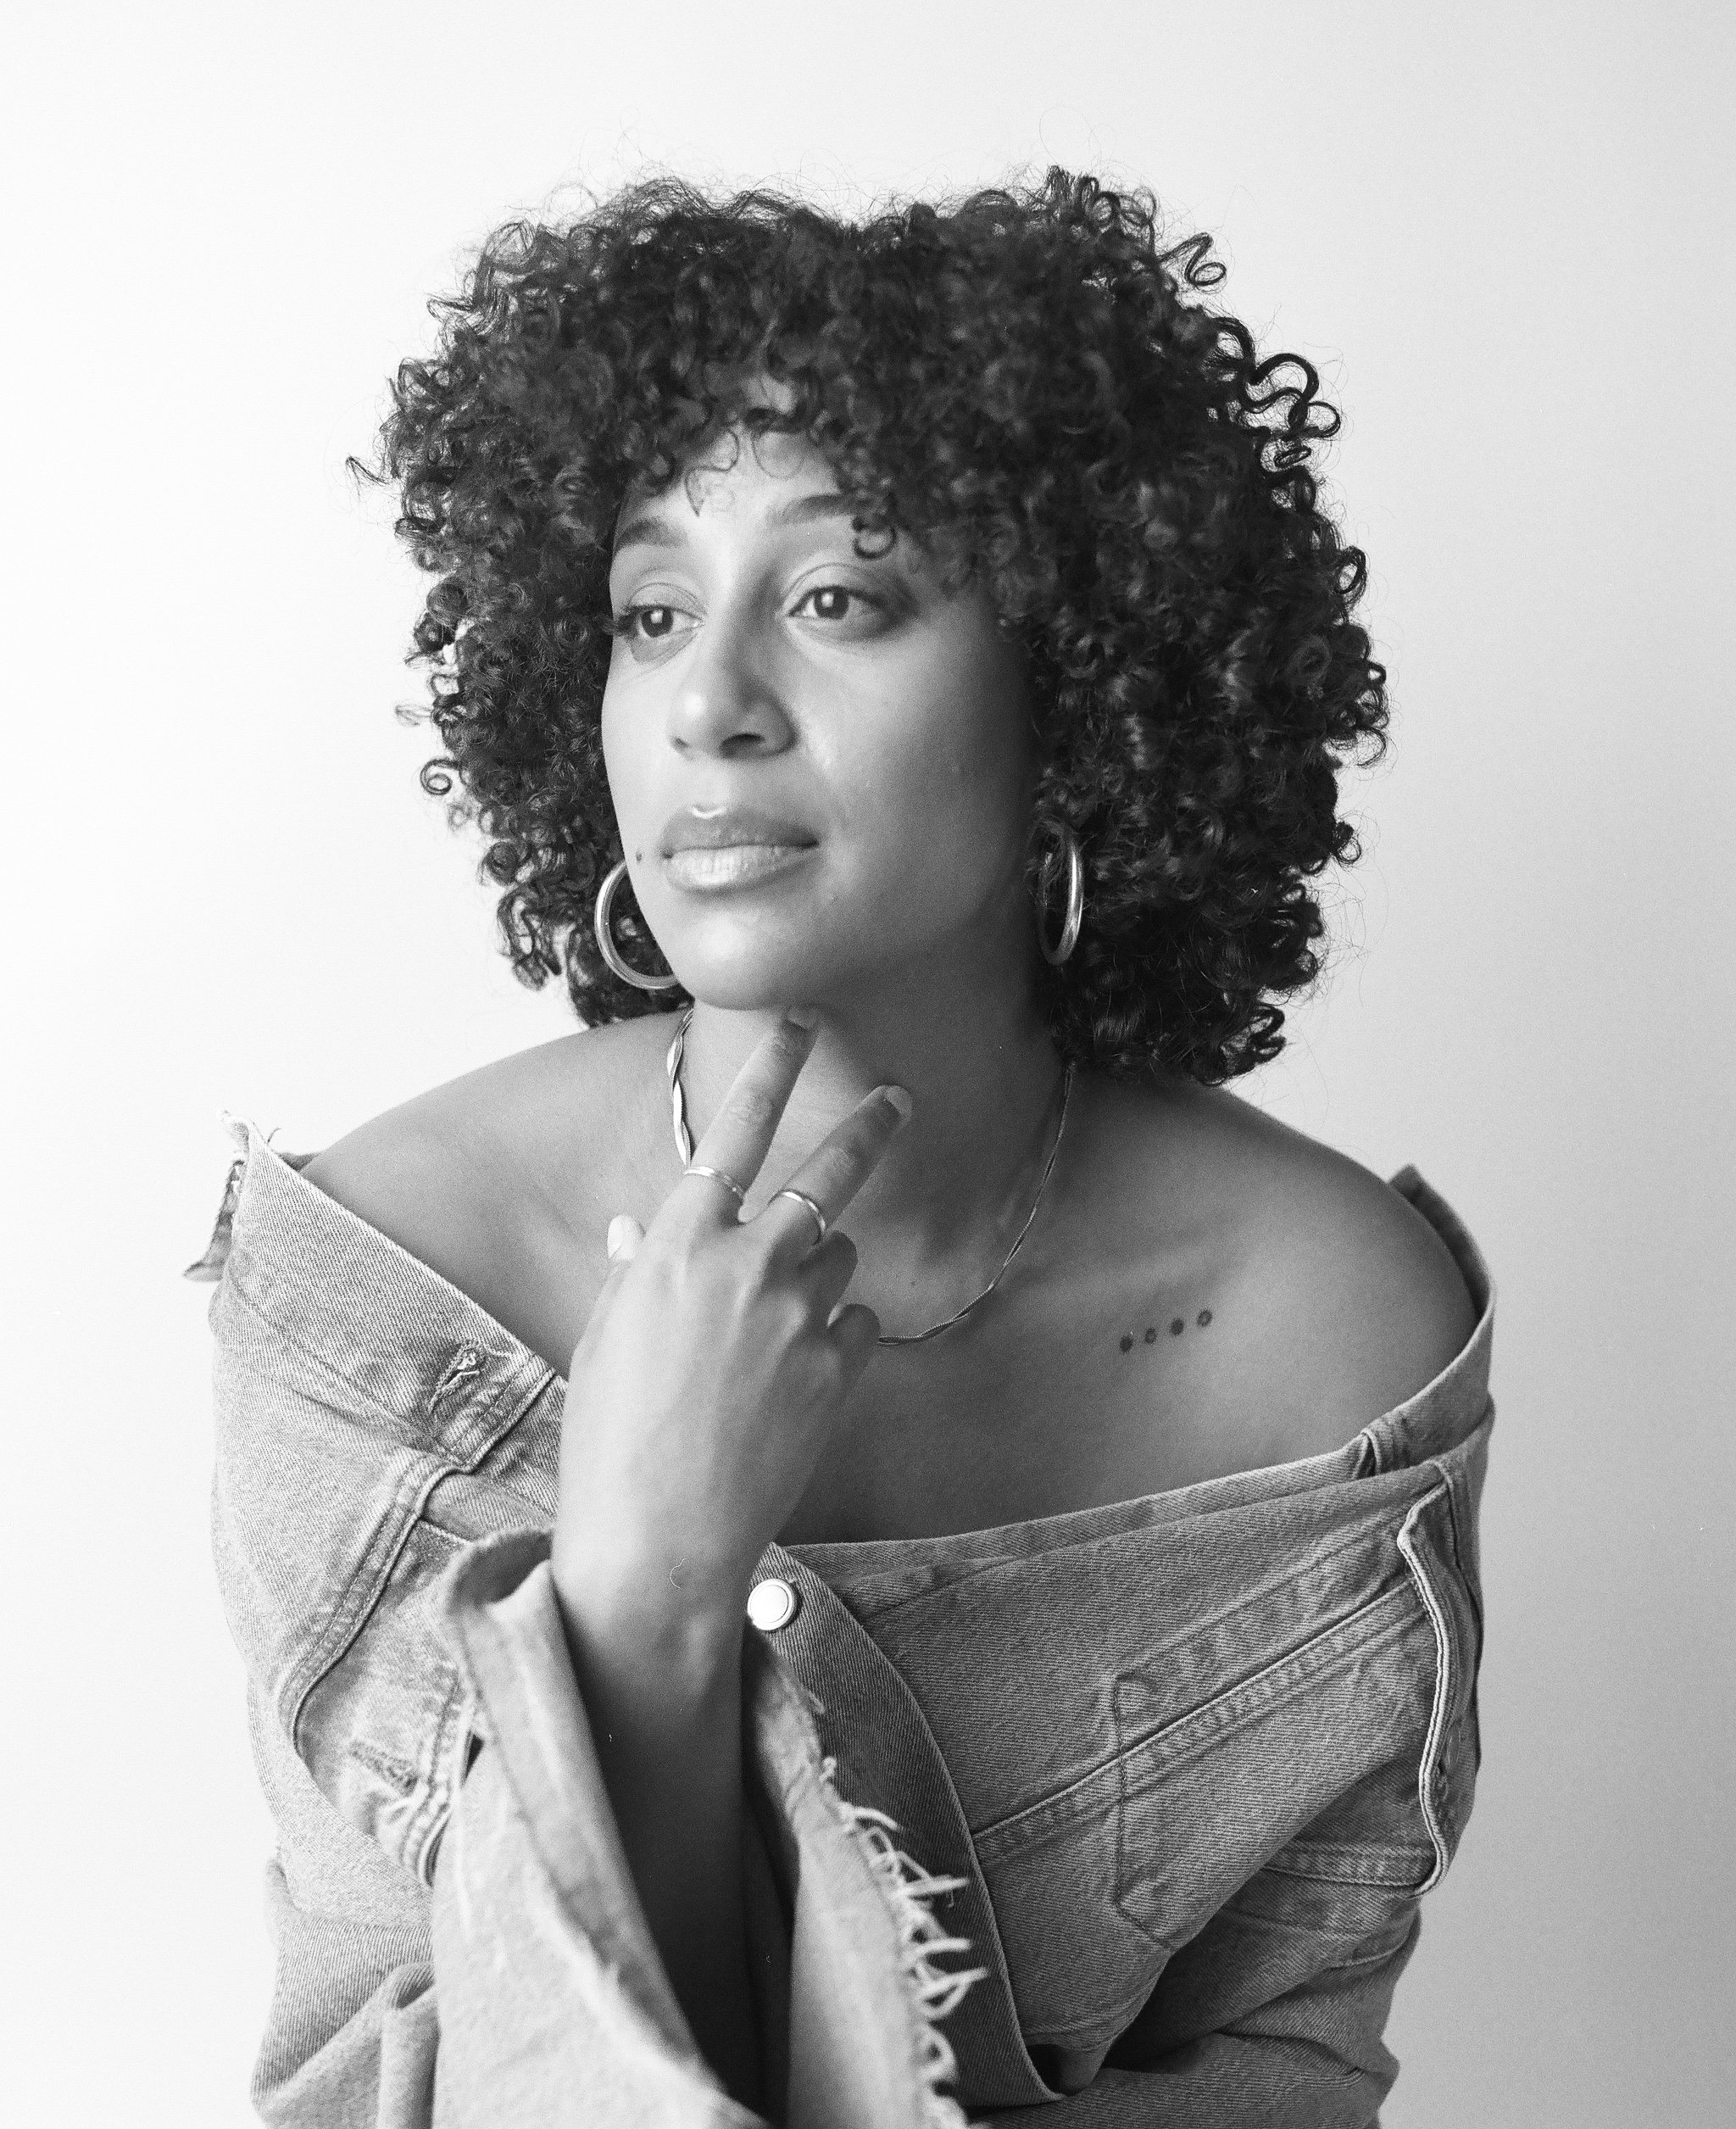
[1111,1676,1175,1953]
[1394,1485,1453,1893]
[347,1737,421,1794]
[1441,1457,1488,1665]
[281,1457,457,1757]
[217,1276,442,1744]
[1261,1836,1435,1888]
[384,1513,471,1879]
[408,1660,476,1886]
[872,1496,1412,1659]
[437,1363,560,1474]
[1221,1892,1422,1949]
[1329,1910,1422,1971]
[420,1442,563,1533]
[859,1473,1438,1635]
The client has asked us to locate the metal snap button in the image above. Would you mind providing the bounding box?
[746,1577,799,1632]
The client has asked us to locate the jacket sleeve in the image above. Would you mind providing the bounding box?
[199,1182,749,2126]
[234,1517,974,2129]
[243,1681,440,2126]
[233,1541,760,2129]
[204,1205,971,2129]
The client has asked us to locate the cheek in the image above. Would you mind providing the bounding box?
[836,650,1032,899]
[599,683,650,829]
[922,637,1033,832]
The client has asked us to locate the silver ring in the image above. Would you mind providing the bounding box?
[683,1162,746,1208]
[771,1188,827,1246]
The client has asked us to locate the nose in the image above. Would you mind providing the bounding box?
[665,609,796,760]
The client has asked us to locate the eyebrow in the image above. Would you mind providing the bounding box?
[611,491,865,556]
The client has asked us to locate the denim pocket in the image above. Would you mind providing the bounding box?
[1109,1474,1485,1957]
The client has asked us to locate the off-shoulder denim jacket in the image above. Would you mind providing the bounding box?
[189,1115,1495,2129]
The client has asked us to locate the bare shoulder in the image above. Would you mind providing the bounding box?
[1083,1073,1477,1465]
[298,1017,673,1365]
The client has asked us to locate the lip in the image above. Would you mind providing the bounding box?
[658,805,821,895]
[660,805,820,855]
[664,843,819,893]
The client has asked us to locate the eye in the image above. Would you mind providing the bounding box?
[792,585,882,624]
[615,604,684,640]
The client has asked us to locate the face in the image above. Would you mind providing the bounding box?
[601,424,1038,1012]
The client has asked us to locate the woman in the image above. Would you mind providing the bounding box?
[191,170,1493,2127]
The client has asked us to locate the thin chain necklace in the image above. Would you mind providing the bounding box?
[664,1006,1075,1347]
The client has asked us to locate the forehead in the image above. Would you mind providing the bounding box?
[612,427,865,554]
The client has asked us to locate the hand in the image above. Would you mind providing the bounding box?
[551,1009,911,1636]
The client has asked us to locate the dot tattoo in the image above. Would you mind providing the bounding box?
[1121,1307,1216,1352]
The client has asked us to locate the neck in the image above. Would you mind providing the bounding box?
[676,945,1071,1306]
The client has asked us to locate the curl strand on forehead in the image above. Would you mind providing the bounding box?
[355,168,1387,1082]
[615,417,911,577]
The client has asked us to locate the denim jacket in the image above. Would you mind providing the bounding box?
[189,1115,1494,2128]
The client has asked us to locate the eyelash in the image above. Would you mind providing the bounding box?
[611,585,884,640]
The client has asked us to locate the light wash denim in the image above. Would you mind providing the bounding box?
[188,1114,1495,2128]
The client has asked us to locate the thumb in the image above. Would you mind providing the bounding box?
[606,1212,644,1264]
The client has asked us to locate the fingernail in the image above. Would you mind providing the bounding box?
[787,1005,821,1030]
[607,1214,631,1259]
[879,1084,914,1122]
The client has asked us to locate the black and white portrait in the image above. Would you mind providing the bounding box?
[8,7,1730,2126]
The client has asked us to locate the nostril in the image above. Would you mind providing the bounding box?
[663,655,796,746]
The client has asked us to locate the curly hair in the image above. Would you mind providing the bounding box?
[359,167,1387,1084]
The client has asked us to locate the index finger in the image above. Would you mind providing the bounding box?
[678,1009,821,1223]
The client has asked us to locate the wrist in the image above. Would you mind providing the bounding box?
[552,1530,749,1698]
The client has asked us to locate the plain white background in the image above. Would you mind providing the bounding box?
[3,3,1731,2123]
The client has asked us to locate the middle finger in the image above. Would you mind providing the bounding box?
[755,1084,913,1257]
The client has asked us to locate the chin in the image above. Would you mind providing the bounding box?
[676,934,902,1015]
[664,923,876,1013]
[681,976,797,1015]
[655,895,931,1014]
[671,949,828,1016]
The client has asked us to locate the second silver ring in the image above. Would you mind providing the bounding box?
[683,1162,746,1209]
[771,1188,828,1246]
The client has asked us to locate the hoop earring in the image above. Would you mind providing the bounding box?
[593,858,682,991]
[1033,820,1084,967]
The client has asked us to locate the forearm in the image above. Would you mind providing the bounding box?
[551,1551,760,2111]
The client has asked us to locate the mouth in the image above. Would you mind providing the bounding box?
[658,801,821,893]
